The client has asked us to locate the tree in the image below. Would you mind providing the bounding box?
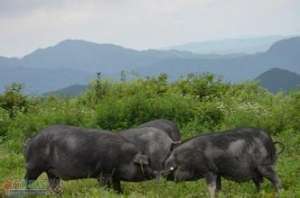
[0,83,28,118]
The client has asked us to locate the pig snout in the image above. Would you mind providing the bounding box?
[132,153,156,180]
[164,170,175,181]
[141,165,156,179]
[160,167,175,178]
[162,155,177,180]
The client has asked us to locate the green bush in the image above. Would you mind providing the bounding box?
[94,93,195,130]
[0,73,299,152]
[173,73,228,99]
[1,74,300,197]
[288,91,300,131]
[0,108,10,137]
[0,83,28,118]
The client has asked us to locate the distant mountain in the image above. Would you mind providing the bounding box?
[137,37,300,82]
[0,37,300,94]
[22,39,203,73]
[44,84,88,97]
[167,36,287,54]
[0,66,92,94]
[256,68,300,93]
[46,67,300,97]
[0,39,228,93]
[0,39,205,93]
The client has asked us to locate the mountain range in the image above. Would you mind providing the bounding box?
[256,68,300,93]
[166,36,286,54]
[137,37,300,81]
[45,68,300,96]
[0,36,300,94]
[44,84,88,97]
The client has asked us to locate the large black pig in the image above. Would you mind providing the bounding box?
[163,128,283,198]
[120,127,179,177]
[138,119,181,142]
[24,125,154,193]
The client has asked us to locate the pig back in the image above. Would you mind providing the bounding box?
[25,125,138,179]
[138,119,181,141]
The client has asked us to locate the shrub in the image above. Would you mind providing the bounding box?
[94,92,195,130]
[1,73,299,153]
[173,73,228,99]
[0,108,10,137]
[0,83,28,118]
[288,91,300,131]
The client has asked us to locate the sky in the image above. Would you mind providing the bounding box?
[0,0,299,57]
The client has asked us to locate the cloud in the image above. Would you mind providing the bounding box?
[0,0,299,57]
[0,0,62,17]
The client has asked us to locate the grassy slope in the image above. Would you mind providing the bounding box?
[1,76,299,197]
[0,130,299,198]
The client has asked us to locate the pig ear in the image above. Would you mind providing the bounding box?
[134,153,149,165]
[170,141,181,151]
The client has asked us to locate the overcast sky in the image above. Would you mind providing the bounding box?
[0,0,299,57]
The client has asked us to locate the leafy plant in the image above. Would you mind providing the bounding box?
[0,83,28,118]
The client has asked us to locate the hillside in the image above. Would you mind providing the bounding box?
[0,40,202,93]
[166,36,286,54]
[0,37,300,94]
[44,84,88,96]
[256,68,300,93]
[137,37,300,82]
[21,39,203,73]
[45,68,300,96]
[0,66,92,94]
[1,74,300,197]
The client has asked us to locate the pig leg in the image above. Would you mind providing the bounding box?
[258,166,282,192]
[24,167,43,189]
[205,172,218,198]
[47,172,61,193]
[97,173,112,188]
[112,177,123,193]
[216,175,222,192]
[252,174,263,192]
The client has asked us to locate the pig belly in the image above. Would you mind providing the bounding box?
[217,157,254,182]
[48,160,101,180]
[49,167,99,180]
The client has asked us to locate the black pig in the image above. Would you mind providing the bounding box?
[120,127,179,178]
[24,125,154,193]
[164,128,283,198]
[138,119,181,142]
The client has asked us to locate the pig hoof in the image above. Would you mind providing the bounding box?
[49,186,63,194]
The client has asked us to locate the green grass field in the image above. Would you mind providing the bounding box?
[1,130,299,198]
[1,75,300,197]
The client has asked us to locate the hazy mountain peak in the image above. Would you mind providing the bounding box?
[167,35,288,55]
[1,36,300,94]
[44,84,87,97]
[23,39,132,60]
[267,37,300,54]
[256,68,300,93]
[56,39,125,49]
[261,67,298,74]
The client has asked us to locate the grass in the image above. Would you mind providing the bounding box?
[0,76,299,197]
[1,130,299,198]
